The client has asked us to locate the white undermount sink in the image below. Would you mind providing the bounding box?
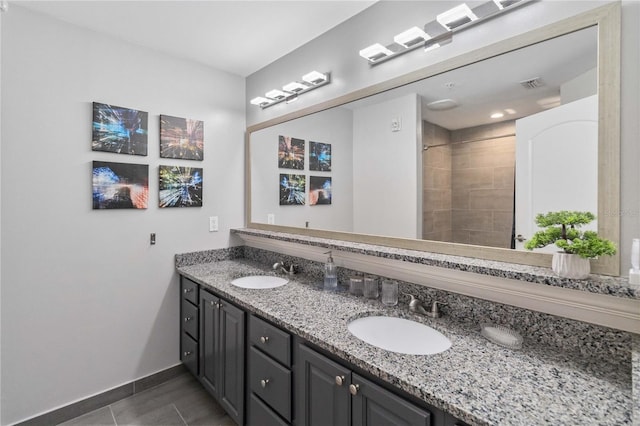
[230,275,289,289]
[347,316,451,355]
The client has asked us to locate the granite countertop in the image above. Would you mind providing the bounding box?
[177,259,632,426]
[233,228,640,300]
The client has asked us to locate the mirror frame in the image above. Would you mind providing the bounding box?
[245,3,621,276]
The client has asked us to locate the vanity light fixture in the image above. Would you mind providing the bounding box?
[359,43,394,62]
[282,81,309,93]
[265,89,288,100]
[359,0,530,66]
[250,96,271,107]
[251,71,331,109]
[437,4,477,31]
[490,112,505,119]
[394,27,431,48]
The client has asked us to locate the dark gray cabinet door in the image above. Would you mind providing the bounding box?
[296,344,351,426]
[218,299,245,425]
[200,290,220,399]
[351,373,431,426]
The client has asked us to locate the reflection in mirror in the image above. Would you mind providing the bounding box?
[251,26,598,253]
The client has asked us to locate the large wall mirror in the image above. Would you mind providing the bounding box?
[246,3,620,276]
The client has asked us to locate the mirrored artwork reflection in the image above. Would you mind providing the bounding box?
[160,115,204,160]
[278,135,305,169]
[159,166,203,208]
[309,141,331,171]
[309,176,332,205]
[92,102,148,156]
[92,161,149,209]
[279,174,306,205]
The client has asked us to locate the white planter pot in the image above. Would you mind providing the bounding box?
[552,253,590,279]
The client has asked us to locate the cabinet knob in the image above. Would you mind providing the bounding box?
[183,288,193,293]
[184,316,193,322]
[349,384,359,396]
[260,336,269,344]
[260,379,270,388]
[183,351,192,357]
[210,301,216,306]
[335,375,345,386]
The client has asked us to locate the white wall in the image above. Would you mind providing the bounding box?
[561,68,597,103]
[352,93,420,238]
[247,0,640,275]
[0,6,245,425]
[250,107,353,231]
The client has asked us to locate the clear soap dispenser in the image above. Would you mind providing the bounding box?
[324,250,338,290]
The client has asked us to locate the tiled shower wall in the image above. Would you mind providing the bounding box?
[423,120,516,249]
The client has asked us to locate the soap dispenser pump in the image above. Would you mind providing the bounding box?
[324,250,338,290]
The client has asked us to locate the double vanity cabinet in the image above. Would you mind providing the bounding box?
[180,275,467,426]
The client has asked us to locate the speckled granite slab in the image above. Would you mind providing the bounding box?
[232,228,639,299]
[176,259,633,426]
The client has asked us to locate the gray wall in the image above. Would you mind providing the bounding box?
[0,6,245,424]
[246,0,640,275]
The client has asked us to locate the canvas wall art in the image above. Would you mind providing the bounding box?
[159,166,203,208]
[309,176,332,205]
[92,161,149,209]
[278,135,305,170]
[279,174,306,205]
[92,102,148,156]
[309,141,332,171]
[160,115,204,160]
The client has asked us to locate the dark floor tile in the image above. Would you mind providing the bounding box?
[117,403,185,426]
[58,406,116,426]
[173,387,226,426]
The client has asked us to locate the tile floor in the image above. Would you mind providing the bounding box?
[58,372,235,426]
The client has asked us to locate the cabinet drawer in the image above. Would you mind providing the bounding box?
[247,393,289,426]
[181,332,198,376]
[249,347,292,422]
[181,277,198,305]
[249,315,291,367]
[182,298,198,339]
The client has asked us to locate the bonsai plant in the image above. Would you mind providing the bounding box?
[525,211,616,279]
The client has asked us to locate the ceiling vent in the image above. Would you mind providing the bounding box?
[519,77,544,89]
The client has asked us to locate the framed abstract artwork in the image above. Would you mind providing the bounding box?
[279,174,306,205]
[92,161,149,209]
[309,176,332,205]
[159,165,203,208]
[160,115,204,160]
[309,141,331,171]
[278,135,304,170]
[92,102,148,156]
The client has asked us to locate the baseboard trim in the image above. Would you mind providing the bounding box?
[15,364,187,426]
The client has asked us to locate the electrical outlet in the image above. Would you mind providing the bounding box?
[267,214,275,224]
[209,216,219,232]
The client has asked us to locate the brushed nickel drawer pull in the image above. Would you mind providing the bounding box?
[184,316,193,322]
[183,351,192,357]
[260,336,269,344]
[335,375,345,386]
[260,379,270,388]
[183,288,193,293]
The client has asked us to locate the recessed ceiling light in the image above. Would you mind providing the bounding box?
[426,99,458,111]
[359,43,394,62]
[394,27,431,48]
[437,4,478,31]
[504,108,517,115]
[491,112,504,119]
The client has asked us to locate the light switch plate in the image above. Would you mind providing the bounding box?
[209,216,219,232]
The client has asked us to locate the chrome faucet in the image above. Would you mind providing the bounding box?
[273,261,296,275]
[405,294,447,318]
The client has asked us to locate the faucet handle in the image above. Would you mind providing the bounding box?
[430,301,447,317]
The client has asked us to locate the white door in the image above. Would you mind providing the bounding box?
[514,95,598,251]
